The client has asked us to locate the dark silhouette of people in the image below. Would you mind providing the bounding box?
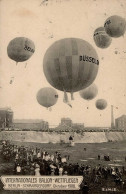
[81,182,89,194]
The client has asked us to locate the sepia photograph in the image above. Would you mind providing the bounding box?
[0,0,126,193]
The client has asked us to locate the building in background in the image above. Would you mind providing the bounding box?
[0,107,13,128]
[72,123,84,132]
[55,118,84,133]
[84,127,110,132]
[13,119,49,131]
[115,115,126,131]
[60,118,72,127]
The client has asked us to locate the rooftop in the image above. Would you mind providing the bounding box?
[116,115,126,120]
[14,119,46,124]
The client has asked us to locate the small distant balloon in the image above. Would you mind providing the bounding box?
[93,27,112,48]
[79,83,98,101]
[7,37,35,63]
[36,87,58,108]
[95,99,107,110]
[104,15,126,37]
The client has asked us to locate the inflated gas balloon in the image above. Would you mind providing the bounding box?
[79,83,98,100]
[7,37,35,63]
[104,15,126,37]
[36,87,58,108]
[95,99,107,110]
[43,38,99,99]
[93,27,112,48]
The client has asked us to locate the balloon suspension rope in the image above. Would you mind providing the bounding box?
[25,62,27,68]
[122,21,126,38]
[58,79,72,107]
[40,0,48,6]
[10,76,14,84]
[87,100,90,109]
[46,107,52,111]
[63,90,72,108]
[49,107,52,111]
[10,61,18,84]
[71,92,74,100]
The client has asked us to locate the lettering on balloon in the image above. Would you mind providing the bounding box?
[94,32,99,36]
[24,45,35,53]
[79,55,99,65]
[104,20,111,27]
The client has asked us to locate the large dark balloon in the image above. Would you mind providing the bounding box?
[43,38,99,95]
[36,87,58,108]
[79,83,98,100]
[93,27,112,48]
[104,15,126,37]
[7,37,35,62]
[95,99,107,110]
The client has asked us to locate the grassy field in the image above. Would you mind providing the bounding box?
[11,140,126,166]
[0,140,126,194]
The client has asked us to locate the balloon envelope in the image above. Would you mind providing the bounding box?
[36,87,58,108]
[93,27,112,48]
[79,83,98,100]
[95,99,107,110]
[7,37,35,62]
[43,38,99,93]
[104,15,126,37]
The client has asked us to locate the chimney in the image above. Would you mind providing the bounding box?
[111,105,115,129]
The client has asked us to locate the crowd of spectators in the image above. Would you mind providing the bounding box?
[1,140,126,193]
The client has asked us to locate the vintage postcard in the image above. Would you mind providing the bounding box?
[0,0,126,193]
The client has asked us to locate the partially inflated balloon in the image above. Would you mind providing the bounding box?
[95,99,107,110]
[104,15,126,37]
[43,38,99,96]
[93,27,112,48]
[7,37,35,62]
[79,83,98,100]
[36,87,58,108]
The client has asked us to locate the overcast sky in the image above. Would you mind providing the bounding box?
[0,0,126,127]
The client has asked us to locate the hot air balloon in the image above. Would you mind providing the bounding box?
[36,87,58,109]
[93,27,112,48]
[7,37,35,63]
[95,99,107,110]
[43,38,99,103]
[7,37,35,84]
[79,83,98,100]
[104,15,126,37]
